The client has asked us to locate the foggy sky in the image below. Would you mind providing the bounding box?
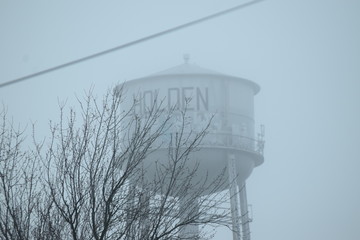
[1,0,360,239]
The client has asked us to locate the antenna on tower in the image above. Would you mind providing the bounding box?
[183,54,190,64]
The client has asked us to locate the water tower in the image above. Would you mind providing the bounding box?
[119,57,264,240]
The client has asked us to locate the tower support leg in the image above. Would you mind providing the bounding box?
[179,195,199,239]
[125,183,137,239]
[238,182,251,240]
[228,154,241,240]
[139,186,151,238]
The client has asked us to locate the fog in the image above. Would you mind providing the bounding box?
[1,0,360,239]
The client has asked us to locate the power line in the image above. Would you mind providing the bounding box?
[0,0,264,89]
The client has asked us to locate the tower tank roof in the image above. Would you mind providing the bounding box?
[130,63,261,94]
[150,63,221,76]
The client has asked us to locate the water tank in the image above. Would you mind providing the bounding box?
[119,62,264,194]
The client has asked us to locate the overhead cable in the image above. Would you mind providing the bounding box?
[0,0,264,89]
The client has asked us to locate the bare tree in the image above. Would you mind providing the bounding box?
[0,110,55,240]
[1,88,231,240]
